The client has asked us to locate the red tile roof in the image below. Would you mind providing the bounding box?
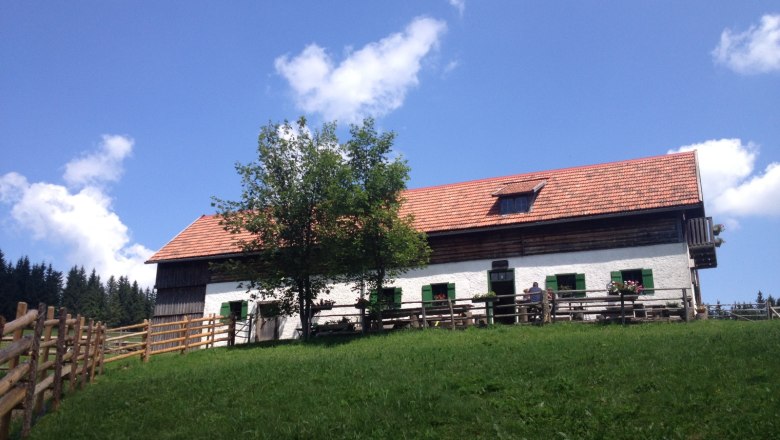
[147,152,702,263]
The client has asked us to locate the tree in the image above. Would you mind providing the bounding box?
[62,266,87,314]
[82,270,106,321]
[213,117,348,339]
[756,290,765,306]
[340,118,430,308]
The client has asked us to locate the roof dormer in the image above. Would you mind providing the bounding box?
[492,179,546,215]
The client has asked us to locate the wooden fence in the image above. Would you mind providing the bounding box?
[0,302,104,440]
[309,287,697,334]
[703,301,779,321]
[102,314,234,365]
[0,301,237,439]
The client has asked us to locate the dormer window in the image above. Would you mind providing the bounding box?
[492,179,546,215]
[500,195,531,214]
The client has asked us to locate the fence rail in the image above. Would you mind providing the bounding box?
[0,301,238,439]
[308,287,697,334]
[0,302,104,440]
[102,314,234,364]
[702,302,778,321]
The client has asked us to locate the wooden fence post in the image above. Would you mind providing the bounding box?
[682,289,690,323]
[0,302,28,440]
[89,322,102,383]
[142,319,151,363]
[97,323,107,376]
[447,298,455,330]
[227,314,236,347]
[52,308,67,412]
[69,316,83,392]
[180,316,191,354]
[207,315,215,349]
[21,303,46,437]
[79,319,94,389]
[34,306,56,414]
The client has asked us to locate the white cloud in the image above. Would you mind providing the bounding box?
[449,0,465,17]
[713,13,780,74]
[668,139,780,218]
[0,135,155,288]
[443,60,459,75]
[275,16,447,122]
[64,134,133,188]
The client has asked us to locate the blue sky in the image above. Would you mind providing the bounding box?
[1,1,779,304]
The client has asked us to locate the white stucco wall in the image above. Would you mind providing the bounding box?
[204,242,695,341]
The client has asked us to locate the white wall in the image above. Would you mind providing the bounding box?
[204,242,695,341]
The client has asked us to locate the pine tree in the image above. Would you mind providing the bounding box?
[756,291,765,306]
[104,276,122,326]
[42,264,63,307]
[62,266,88,315]
[82,270,106,321]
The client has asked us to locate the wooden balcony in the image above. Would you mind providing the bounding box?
[686,217,718,269]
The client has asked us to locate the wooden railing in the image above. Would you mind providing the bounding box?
[687,217,715,247]
[0,303,105,439]
[103,314,234,364]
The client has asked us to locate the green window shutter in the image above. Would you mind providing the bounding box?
[393,288,403,309]
[241,301,248,320]
[447,283,456,300]
[219,302,230,323]
[422,285,433,307]
[545,275,557,291]
[610,271,623,283]
[369,290,378,305]
[641,269,654,295]
[575,273,586,298]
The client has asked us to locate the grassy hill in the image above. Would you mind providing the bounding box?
[29,321,780,439]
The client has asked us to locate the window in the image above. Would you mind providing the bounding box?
[220,300,248,320]
[545,273,586,298]
[499,195,531,214]
[370,287,402,310]
[422,283,455,307]
[492,180,545,215]
[610,269,654,294]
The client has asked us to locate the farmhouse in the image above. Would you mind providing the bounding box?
[146,151,719,339]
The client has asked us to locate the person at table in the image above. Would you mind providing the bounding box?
[526,282,543,303]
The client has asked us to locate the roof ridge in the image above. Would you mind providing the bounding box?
[404,151,695,192]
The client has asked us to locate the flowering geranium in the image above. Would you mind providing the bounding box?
[608,280,643,295]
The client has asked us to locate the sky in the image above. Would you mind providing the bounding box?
[1,1,779,305]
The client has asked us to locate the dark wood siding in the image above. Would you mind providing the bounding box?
[155,261,211,289]
[154,286,206,316]
[428,214,683,265]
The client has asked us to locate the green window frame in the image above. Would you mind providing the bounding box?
[545,273,586,298]
[219,300,248,320]
[610,269,654,295]
[422,283,455,307]
[370,287,403,310]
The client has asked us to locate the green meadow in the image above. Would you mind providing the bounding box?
[28,321,780,439]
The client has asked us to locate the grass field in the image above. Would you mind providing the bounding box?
[26,321,780,439]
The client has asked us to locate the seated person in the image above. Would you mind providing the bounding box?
[526,282,543,303]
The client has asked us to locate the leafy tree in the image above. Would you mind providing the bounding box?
[214,117,348,339]
[340,118,430,306]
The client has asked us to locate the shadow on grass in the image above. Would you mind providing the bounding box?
[228,330,401,350]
